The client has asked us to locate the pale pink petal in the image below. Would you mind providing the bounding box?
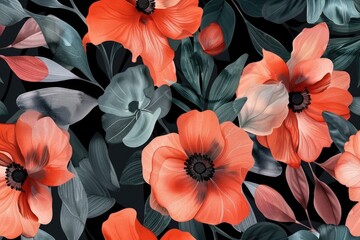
[155,0,181,8]
[26,180,53,224]
[150,192,168,215]
[349,187,360,202]
[344,131,360,157]
[335,152,360,188]
[330,71,351,90]
[346,202,360,236]
[0,191,23,239]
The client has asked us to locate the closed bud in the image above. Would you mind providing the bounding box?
[198,23,226,56]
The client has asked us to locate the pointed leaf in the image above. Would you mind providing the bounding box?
[179,220,206,240]
[120,151,144,185]
[236,0,266,17]
[254,185,296,222]
[145,85,172,119]
[0,0,28,26]
[323,0,360,25]
[87,195,115,219]
[319,153,342,179]
[286,166,309,209]
[30,0,68,8]
[350,97,360,116]
[215,97,247,123]
[262,0,306,24]
[0,101,8,116]
[89,133,120,191]
[180,38,200,94]
[240,222,287,240]
[21,229,56,240]
[144,196,171,236]
[307,0,325,23]
[171,83,202,108]
[318,224,360,240]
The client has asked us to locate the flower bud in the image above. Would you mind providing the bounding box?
[198,23,226,56]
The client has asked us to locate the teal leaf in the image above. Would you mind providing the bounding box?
[145,85,172,119]
[288,230,318,240]
[21,229,56,240]
[123,108,161,148]
[144,196,171,236]
[201,0,235,49]
[179,220,207,240]
[208,54,248,110]
[323,111,357,152]
[0,0,28,26]
[325,18,360,33]
[171,83,202,108]
[89,133,120,191]
[245,21,290,61]
[323,0,360,25]
[30,0,68,8]
[236,0,266,18]
[102,114,136,144]
[240,222,287,240]
[180,38,200,94]
[0,101,8,116]
[350,97,360,115]
[262,0,306,24]
[307,0,325,23]
[215,97,247,123]
[87,195,115,219]
[58,163,88,240]
[120,151,144,185]
[318,225,360,240]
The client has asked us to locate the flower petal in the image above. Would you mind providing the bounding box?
[344,131,360,157]
[29,167,74,186]
[329,70,350,90]
[26,181,53,224]
[161,229,195,240]
[349,187,360,202]
[144,59,176,87]
[0,191,23,239]
[335,152,360,188]
[155,0,181,9]
[346,202,360,236]
[0,124,22,165]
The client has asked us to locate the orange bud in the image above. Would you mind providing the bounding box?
[198,23,226,56]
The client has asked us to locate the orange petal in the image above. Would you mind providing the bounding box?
[19,216,40,238]
[195,174,250,225]
[177,110,224,158]
[335,152,360,188]
[257,136,269,148]
[153,0,202,40]
[287,23,329,70]
[236,49,289,97]
[349,187,360,202]
[329,70,350,90]
[156,0,181,9]
[144,59,176,86]
[0,191,23,239]
[161,229,195,240]
[305,88,352,121]
[346,202,360,236]
[296,112,332,162]
[29,167,74,186]
[102,208,157,240]
[0,124,23,166]
[344,131,360,157]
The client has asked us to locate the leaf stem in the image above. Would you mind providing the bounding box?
[305,208,315,230]
[229,0,247,22]
[210,225,238,240]
[295,220,311,230]
[69,0,86,24]
[158,118,170,134]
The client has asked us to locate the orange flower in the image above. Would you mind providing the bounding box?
[84,0,203,86]
[198,23,226,56]
[102,208,195,240]
[142,110,254,225]
[236,23,352,168]
[0,111,73,238]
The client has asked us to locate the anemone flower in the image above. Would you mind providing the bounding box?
[0,110,73,238]
[236,23,352,168]
[142,110,254,225]
[84,0,203,86]
[102,208,195,240]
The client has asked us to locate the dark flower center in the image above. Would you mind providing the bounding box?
[288,89,311,113]
[6,163,28,191]
[184,153,215,182]
[128,101,139,113]
[136,0,155,14]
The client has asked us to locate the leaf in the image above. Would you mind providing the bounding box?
[254,185,296,222]
[0,0,28,26]
[262,0,306,24]
[87,195,115,219]
[58,163,88,240]
[102,114,137,144]
[288,230,318,240]
[323,0,360,25]
[0,101,8,116]
[307,0,325,23]
[215,97,247,123]
[201,0,235,49]
[30,0,68,8]
[145,85,172,119]
[245,20,290,61]
[323,111,357,152]
[180,38,200,94]
[21,229,56,240]
[285,166,309,209]
[178,220,207,240]
[122,109,161,148]
[28,13,95,81]
[16,87,98,129]
[120,151,144,185]
[318,153,342,179]
[250,135,283,177]
[233,196,257,232]
[240,222,287,240]
[313,175,341,225]
[171,83,202,108]
[318,224,360,240]
[236,0,266,17]
[350,97,360,115]
[208,54,248,110]
[89,132,120,191]
[144,196,171,236]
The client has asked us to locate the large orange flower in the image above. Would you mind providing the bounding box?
[85,0,203,86]
[102,208,194,240]
[236,23,352,168]
[142,110,254,225]
[0,111,73,238]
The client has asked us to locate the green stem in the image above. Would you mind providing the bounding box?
[97,44,113,80]
[69,0,86,24]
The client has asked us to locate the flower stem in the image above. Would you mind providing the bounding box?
[69,0,86,24]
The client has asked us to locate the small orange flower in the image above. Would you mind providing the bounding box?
[0,111,73,238]
[198,23,226,56]
[84,0,202,86]
[237,23,352,167]
[102,208,195,240]
[142,110,254,225]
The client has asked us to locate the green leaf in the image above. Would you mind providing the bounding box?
[215,97,247,123]
[120,151,144,185]
[144,196,171,236]
[102,115,136,144]
[201,0,235,49]
[245,20,290,61]
[318,225,360,240]
[350,97,360,115]
[179,220,207,240]
[171,83,202,108]
[288,230,318,240]
[0,101,8,116]
[89,132,120,191]
[323,111,357,152]
[87,195,115,219]
[325,18,360,33]
[180,38,200,94]
[241,222,287,240]
[236,0,266,17]
[307,0,325,23]
[208,54,248,110]
[30,0,68,8]
[0,0,28,26]
[145,85,172,119]
[262,0,306,24]
[323,0,360,25]
[21,229,56,240]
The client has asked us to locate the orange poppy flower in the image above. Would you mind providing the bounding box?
[102,208,195,240]
[85,0,203,86]
[142,110,254,225]
[0,111,73,238]
[236,23,352,168]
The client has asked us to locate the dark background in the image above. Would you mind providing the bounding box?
[0,0,359,239]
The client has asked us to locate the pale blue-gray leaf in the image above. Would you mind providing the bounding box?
[144,196,171,236]
[0,0,28,26]
[123,108,161,148]
[289,230,318,240]
[180,38,200,94]
[323,0,360,25]
[233,196,257,232]
[237,0,266,17]
[120,151,144,185]
[179,220,206,240]
[350,97,360,115]
[16,87,98,128]
[102,114,136,144]
[215,97,247,123]
[21,229,55,240]
[89,132,120,191]
[58,163,88,240]
[244,181,259,196]
[87,195,115,219]
[145,85,172,119]
[307,0,325,23]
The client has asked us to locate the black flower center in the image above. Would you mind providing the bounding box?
[288,89,311,113]
[6,163,28,191]
[184,153,215,182]
[128,101,139,113]
[136,0,155,14]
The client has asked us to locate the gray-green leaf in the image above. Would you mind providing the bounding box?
[215,97,247,123]
[0,0,28,26]
[306,0,325,23]
[144,196,171,236]
[318,225,360,240]
[179,220,207,240]
[180,38,200,94]
[120,151,144,185]
[262,0,306,24]
[240,222,287,240]
[288,230,318,240]
[323,0,360,25]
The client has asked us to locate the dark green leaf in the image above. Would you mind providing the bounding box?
[307,0,325,23]
[350,97,360,115]
[323,111,357,152]
[237,0,266,17]
[69,130,88,165]
[120,151,144,185]
[0,0,28,26]
[171,83,202,108]
[288,230,318,240]
[215,97,247,123]
[325,36,360,70]
[0,101,8,116]
[172,98,191,112]
[144,196,171,236]
[241,222,287,240]
[87,195,115,219]
[262,0,306,24]
[180,38,200,94]
[102,114,136,144]
[179,220,207,240]
[318,225,360,240]
[326,18,360,33]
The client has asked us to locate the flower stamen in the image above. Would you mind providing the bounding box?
[184,153,215,182]
[5,163,28,191]
[288,89,311,113]
[136,0,155,14]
